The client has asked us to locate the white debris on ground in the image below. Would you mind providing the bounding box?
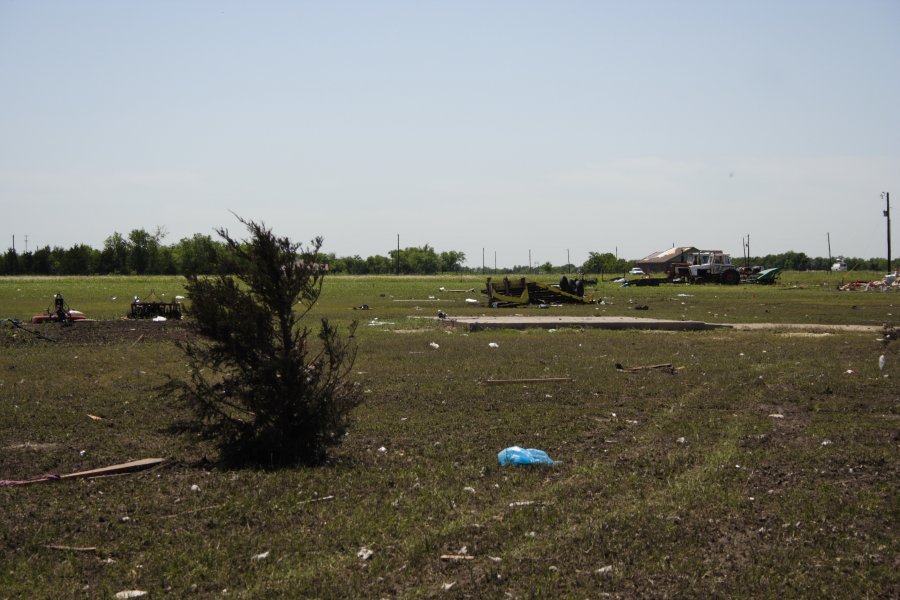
[838,272,900,291]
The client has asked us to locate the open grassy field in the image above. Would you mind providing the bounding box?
[1,273,897,598]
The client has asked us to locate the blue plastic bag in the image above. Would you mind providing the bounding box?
[497,446,557,466]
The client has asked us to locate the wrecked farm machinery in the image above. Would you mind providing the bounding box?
[484,276,594,307]
[30,292,88,324]
[129,291,183,320]
[667,250,780,285]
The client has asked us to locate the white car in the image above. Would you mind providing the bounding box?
[629,267,645,275]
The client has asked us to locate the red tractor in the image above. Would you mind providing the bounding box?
[31,292,88,324]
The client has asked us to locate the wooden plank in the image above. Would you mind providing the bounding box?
[44,545,97,552]
[59,458,167,480]
[615,363,677,374]
[481,377,572,386]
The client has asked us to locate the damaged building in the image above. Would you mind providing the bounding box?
[636,246,699,274]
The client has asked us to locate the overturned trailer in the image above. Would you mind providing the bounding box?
[484,276,594,307]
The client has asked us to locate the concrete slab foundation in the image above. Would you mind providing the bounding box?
[448,316,727,332]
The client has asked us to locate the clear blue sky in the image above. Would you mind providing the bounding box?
[2,0,898,267]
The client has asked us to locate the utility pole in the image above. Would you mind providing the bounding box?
[482,248,485,274]
[494,251,497,274]
[528,250,532,274]
[883,192,892,272]
[24,235,28,253]
[396,234,400,275]
[827,232,832,264]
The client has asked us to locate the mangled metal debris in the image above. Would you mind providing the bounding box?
[484,276,594,307]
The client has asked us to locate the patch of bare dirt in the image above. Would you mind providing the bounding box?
[7,319,195,345]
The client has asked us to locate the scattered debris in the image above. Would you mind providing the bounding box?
[633,304,649,310]
[488,342,499,348]
[298,495,335,505]
[615,363,678,374]
[251,551,270,561]
[367,319,396,326]
[879,354,886,370]
[838,275,900,291]
[114,591,148,599]
[441,581,457,591]
[768,413,785,419]
[596,565,614,575]
[440,554,474,561]
[429,342,440,349]
[352,304,370,310]
[357,547,374,560]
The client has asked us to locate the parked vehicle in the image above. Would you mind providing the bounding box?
[690,251,741,284]
[629,267,645,275]
[669,250,741,285]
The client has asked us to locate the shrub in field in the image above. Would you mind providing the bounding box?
[172,216,361,467]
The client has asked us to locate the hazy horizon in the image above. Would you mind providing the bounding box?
[2,1,898,268]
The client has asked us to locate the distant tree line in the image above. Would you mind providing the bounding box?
[0,230,226,276]
[741,253,889,272]
[0,230,890,276]
[321,245,467,275]
[0,230,470,276]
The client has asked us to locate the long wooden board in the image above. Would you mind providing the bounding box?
[59,458,166,480]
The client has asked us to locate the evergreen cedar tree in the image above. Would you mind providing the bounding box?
[172,217,361,467]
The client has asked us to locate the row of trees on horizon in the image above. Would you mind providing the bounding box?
[0,228,891,276]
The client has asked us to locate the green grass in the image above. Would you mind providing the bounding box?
[1,270,897,327]
[1,274,898,598]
